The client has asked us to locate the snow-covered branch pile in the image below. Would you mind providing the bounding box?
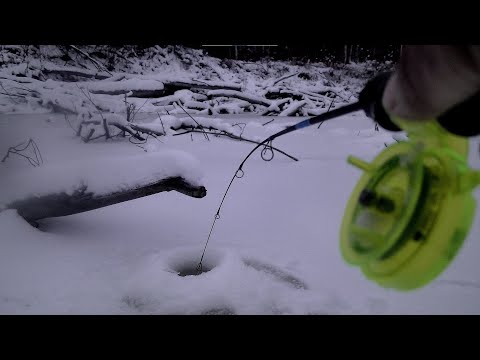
[71,113,252,143]
[0,45,393,117]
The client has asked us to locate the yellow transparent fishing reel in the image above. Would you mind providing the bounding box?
[340,78,480,290]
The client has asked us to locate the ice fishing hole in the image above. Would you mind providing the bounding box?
[167,248,223,277]
[175,262,213,277]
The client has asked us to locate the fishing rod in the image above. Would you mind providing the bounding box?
[197,72,480,291]
[196,102,363,274]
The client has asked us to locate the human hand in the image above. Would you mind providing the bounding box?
[382,45,480,121]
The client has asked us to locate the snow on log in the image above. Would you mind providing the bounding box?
[164,80,241,92]
[183,100,210,110]
[264,87,303,100]
[207,89,272,107]
[213,103,243,114]
[304,107,329,116]
[129,123,166,136]
[189,79,242,90]
[279,100,307,116]
[87,78,165,97]
[259,98,291,115]
[0,151,206,222]
[151,90,195,106]
[42,64,110,80]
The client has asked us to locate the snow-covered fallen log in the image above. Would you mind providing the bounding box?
[87,78,165,97]
[151,90,197,106]
[207,89,272,107]
[42,64,110,81]
[279,100,307,116]
[259,98,293,116]
[304,107,330,116]
[213,102,244,114]
[164,80,242,92]
[188,79,242,91]
[264,87,304,101]
[183,100,210,110]
[0,151,206,223]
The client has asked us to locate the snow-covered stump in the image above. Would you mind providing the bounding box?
[0,151,206,224]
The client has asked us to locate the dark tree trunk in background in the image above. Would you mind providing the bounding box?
[199,44,401,64]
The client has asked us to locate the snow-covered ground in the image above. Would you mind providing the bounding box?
[2,111,480,314]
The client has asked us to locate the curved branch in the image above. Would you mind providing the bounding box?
[173,129,298,162]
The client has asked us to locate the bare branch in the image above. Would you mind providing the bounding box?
[1,138,43,167]
[68,45,112,75]
[175,102,210,141]
[0,82,20,103]
[272,72,300,86]
[157,112,166,134]
[110,123,146,141]
[82,128,95,143]
[173,129,298,162]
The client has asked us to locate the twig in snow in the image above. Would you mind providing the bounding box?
[232,122,246,137]
[132,98,149,120]
[262,118,275,126]
[157,112,166,134]
[0,82,20,104]
[64,114,77,133]
[110,123,145,141]
[77,85,111,139]
[318,95,336,129]
[82,128,95,143]
[1,138,43,167]
[174,102,210,141]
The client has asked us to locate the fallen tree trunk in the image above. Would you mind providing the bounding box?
[264,88,303,101]
[207,89,272,107]
[87,78,166,98]
[5,176,207,223]
[279,100,307,116]
[259,98,291,115]
[88,89,166,98]
[164,80,242,93]
[42,68,110,80]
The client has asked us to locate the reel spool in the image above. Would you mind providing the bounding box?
[340,117,480,290]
